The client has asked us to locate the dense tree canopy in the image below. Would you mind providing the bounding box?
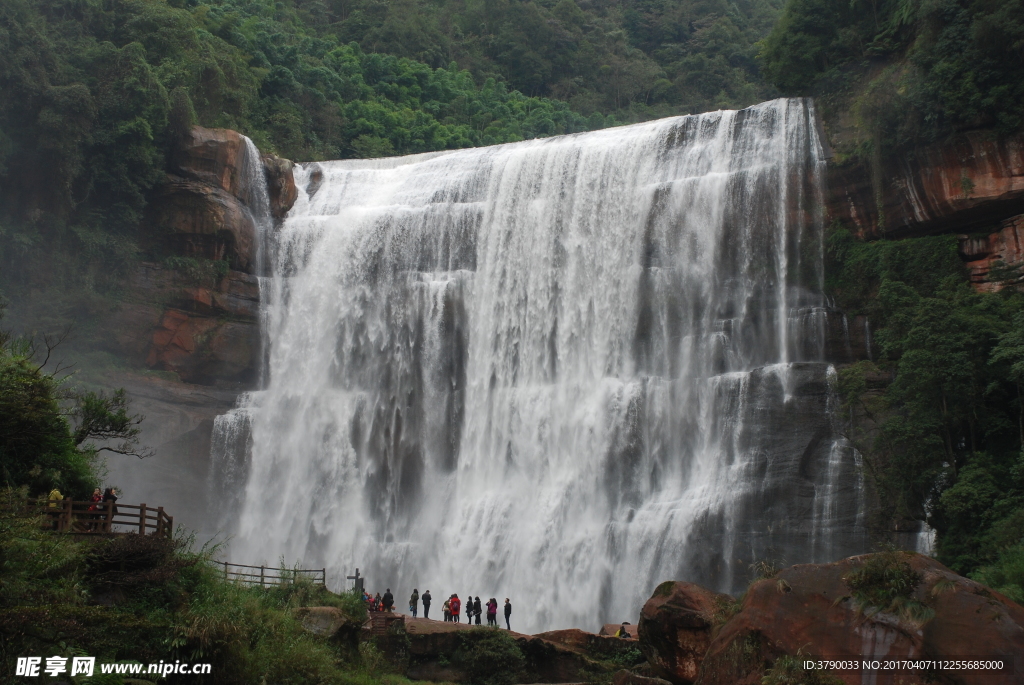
[760,0,1024,152]
[827,230,1024,591]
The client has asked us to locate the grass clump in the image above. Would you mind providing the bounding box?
[843,547,933,623]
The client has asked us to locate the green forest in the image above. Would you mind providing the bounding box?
[2,0,1024,671]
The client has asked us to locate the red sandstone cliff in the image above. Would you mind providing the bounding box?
[827,131,1024,292]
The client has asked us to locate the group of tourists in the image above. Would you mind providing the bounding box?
[363,588,395,613]
[440,594,511,630]
[43,486,118,531]
[363,587,513,630]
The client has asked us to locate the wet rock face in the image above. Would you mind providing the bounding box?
[637,582,732,685]
[149,176,257,272]
[693,554,1024,685]
[827,132,1024,240]
[104,262,260,385]
[262,153,298,218]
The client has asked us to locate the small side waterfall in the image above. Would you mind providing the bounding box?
[213,99,868,632]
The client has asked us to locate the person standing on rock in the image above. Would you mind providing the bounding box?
[451,594,461,622]
[473,596,482,625]
[504,598,511,630]
[486,598,497,626]
[423,590,432,619]
[383,588,394,612]
[443,596,451,622]
[410,588,419,617]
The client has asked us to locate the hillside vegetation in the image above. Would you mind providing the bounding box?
[761,0,1024,157]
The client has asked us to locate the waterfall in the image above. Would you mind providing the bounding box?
[216,98,867,632]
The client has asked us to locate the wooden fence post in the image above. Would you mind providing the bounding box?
[260,566,265,588]
[139,503,147,535]
[224,561,228,580]
[62,497,72,532]
[157,506,165,536]
[104,500,115,533]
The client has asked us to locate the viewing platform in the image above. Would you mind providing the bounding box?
[22,498,173,537]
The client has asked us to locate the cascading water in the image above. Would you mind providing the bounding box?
[215,98,867,632]
[208,138,272,530]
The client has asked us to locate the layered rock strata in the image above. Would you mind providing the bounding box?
[826,131,1024,292]
[828,132,1024,240]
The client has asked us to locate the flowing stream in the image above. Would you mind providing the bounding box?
[212,98,867,632]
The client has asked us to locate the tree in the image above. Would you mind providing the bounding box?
[0,306,149,497]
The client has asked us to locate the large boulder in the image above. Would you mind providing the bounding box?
[294,606,349,638]
[695,553,1024,685]
[638,581,733,685]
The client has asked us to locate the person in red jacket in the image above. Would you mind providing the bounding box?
[450,594,461,623]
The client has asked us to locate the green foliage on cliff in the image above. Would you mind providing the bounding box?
[826,228,1024,578]
[760,0,1024,155]
[0,0,605,298]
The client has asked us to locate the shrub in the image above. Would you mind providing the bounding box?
[844,547,932,623]
[453,630,527,685]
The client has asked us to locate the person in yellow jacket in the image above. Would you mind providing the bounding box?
[47,488,63,508]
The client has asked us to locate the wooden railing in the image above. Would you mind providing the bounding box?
[25,498,173,537]
[220,561,326,588]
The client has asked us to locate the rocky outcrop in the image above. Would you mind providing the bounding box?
[960,213,1024,291]
[263,153,298,218]
[534,628,644,664]
[828,132,1024,240]
[637,582,732,685]
[171,126,252,199]
[149,125,297,273]
[676,554,1024,685]
[377,616,619,683]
